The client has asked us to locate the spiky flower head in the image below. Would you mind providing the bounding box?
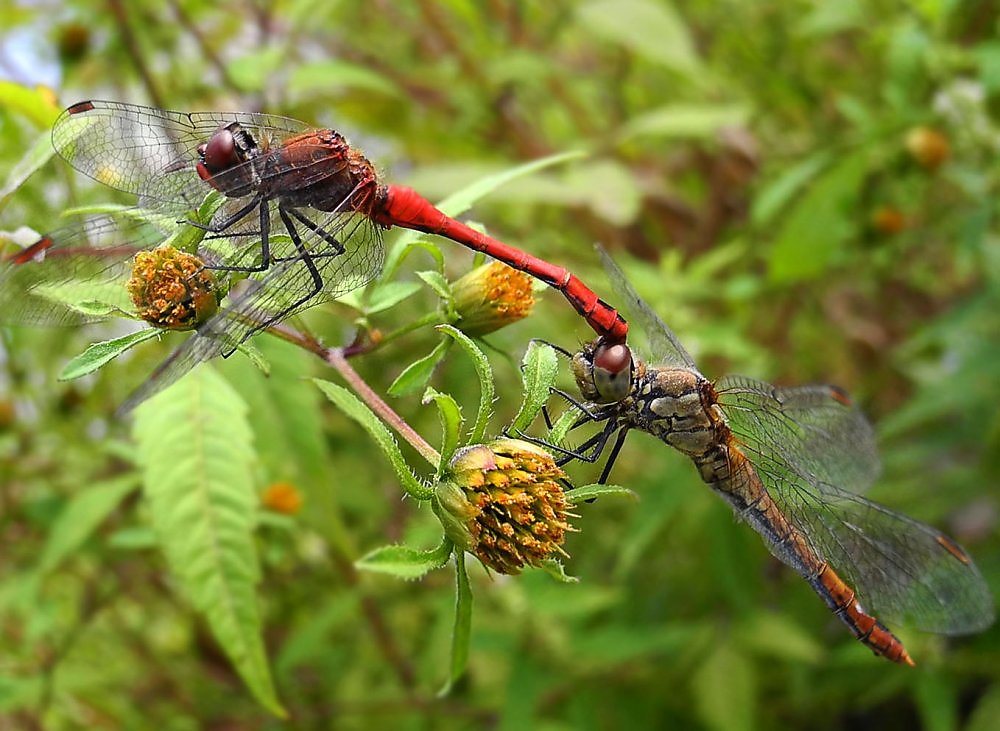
[127,245,218,329]
[452,261,535,336]
[434,438,573,574]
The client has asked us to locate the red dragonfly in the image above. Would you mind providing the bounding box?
[0,100,627,409]
[562,246,994,665]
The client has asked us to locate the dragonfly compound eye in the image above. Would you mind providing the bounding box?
[201,126,238,173]
[592,342,632,403]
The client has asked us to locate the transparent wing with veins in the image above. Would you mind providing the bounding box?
[595,244,695,367]
[52,100,313,211]
[719,375,994,633]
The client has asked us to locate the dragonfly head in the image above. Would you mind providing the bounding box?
[573,338,633,404]
[196,122,258,180]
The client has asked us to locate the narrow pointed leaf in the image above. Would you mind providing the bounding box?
[313,379,431,499]
[356,539,453,580]
[440,553,473,696]
[511,341,560,432]
[38,474,141,575]
[388,339,450,396]
[423,387,463,469]
[437,325,493,444]
[59,329,161,381]
[565,483,637,503]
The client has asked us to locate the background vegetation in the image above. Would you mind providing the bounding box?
[1,1,998,728]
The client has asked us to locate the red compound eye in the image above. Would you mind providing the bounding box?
[201,127,237,173]
[591,342,632,403]
[593,343,631,376]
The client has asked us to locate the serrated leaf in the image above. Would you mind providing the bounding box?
[132,366,284,717]
[313,379,432,499]
[440,553,473,696]
[356,539,453,580]
[565,483,637,503]
[58,329,161,381]
[535,559,579,583]
[577,0,701,73]
[37,475,141,575]
[235,341,271,377]
[437,325,493,444]
[511,342,560,432]
[548,408,580,445]
[416,270,452,300]
[388,339,450,397]
[423,387,463,470]
[365,281,423,314]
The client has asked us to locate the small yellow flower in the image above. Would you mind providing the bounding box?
[452,261,535,336]
[127,245,218,329]
[905,127,950,171]
[261,482,303,515]
[433,438,574,575]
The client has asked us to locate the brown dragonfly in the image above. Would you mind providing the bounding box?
[560,246,993,665]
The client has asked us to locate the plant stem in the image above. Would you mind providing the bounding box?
[267,323,440,467]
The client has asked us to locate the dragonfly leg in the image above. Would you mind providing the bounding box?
[280,206,346,261]
[193,197,272,273]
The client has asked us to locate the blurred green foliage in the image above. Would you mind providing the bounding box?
[1,1,998,729]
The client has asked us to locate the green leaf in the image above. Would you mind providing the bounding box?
[535,559,579,583]
[0,131,56,205]
[565,483,637,503]
[547,408,580,446]
[915,672,958,731]
[416,270,453,301]
[356,539,453,580]
[132,366,285,717]
[289,60,401,98]
[734,612,823,664]
[751,152,831,226]
[692,644,756,731]
[388,339,450,397]
[577,0,701,74]
[313,379,432,499]
[235,341,271,377]
[440,553,473,696]
[0,80,61,128]
[384,151,585,276]
[365,281,423,314]
[510,341,560,433]
[768,150,869,282]
[434,150,586,218]
[619,104,750,142]
[423,387,463,470]
[58,329,161,381]
[437,325,493,444]
[37,474,141,575]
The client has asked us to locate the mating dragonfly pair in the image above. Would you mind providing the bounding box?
[0,101,992,665]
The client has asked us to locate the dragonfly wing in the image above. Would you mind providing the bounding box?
[726,418,995,633]
[119,209,384,412]
[595,244,695,367]
[52,100,313,209]
[717,374,880,494]
[0,213,168,326]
